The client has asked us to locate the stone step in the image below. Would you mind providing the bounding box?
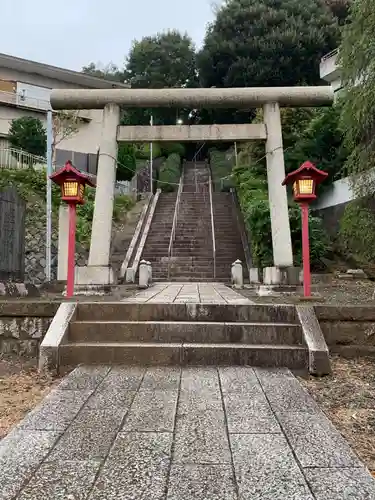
[59,342,308,369]
[69,321,303,344]
[76,302,299,323]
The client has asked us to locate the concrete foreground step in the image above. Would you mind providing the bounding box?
[69,320,303,344]
[76,303,299,323]
[59,342,308,368]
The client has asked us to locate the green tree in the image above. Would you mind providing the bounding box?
[340,0,375,195]
[198,0,339,89]
[82,62,124,82]
[288,103,348,185]
[123,30,198,125]
[117,144,137,181]
[324,0,352,25]
[8,116,46,158]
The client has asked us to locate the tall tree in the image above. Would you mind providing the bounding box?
[324,0,352,25]
[198,0,339,89]
[340,0,375,194]
[123,30,198,125]
[82,62,124,82]
[8,117,46,158]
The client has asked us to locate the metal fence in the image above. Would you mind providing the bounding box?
[0,148,46,170]
[0,187,26,281]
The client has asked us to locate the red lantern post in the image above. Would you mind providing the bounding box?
[50,161,95,298]
[282,161,328,297]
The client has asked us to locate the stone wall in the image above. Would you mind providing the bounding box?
[0,302,59,356]
[315,305,375,357]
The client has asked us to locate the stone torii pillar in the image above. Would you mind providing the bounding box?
[263,102,293,268]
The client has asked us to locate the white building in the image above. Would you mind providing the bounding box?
[319,48,342,93]
[0,52,128,173]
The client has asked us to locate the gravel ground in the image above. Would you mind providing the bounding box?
[0,355,60,440]
[300,356,375,474]
[240,279,375,304]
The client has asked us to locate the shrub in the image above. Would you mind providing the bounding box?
[158,153,181,192]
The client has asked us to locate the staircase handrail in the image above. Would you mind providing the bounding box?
[208,171,216,279]
[168,173,184,276]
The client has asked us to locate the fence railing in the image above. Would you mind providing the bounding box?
[208,172,216,279]
[0,90,50,111]
[168,173,184,279]
[0,148,47,170]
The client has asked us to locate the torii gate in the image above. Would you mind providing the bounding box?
[51,86,333,285]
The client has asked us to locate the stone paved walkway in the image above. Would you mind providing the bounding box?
[1,366,375,499]
[124,282,253,304]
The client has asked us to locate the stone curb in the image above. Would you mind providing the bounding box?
[296,305,331,376]
[0,281,39,297]
[38,302,77,372]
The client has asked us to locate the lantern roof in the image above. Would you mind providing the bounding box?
[282,161,328,186]
[50,161,96,187]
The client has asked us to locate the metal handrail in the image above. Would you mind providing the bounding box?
[208,172,216,279]
[168,173,184,278]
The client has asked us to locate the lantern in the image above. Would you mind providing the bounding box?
[51,160,94,204]
[283,161,328,203]
[50,161,95,297]
[282,161,328,297]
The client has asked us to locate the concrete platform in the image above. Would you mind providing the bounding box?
[1,366,374,499]
[124,282,253,304]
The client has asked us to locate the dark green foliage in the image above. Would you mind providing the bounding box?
[160,143,186,158]
[117,144,137,181]
[233,144,331,268]
[124,30,198,126]
[339,0,375,195]
[209,149,235,191]
[158,154,182,192]
[324,0,352,25]
[198,0,339,90]
[339,199,375,263]
[8,117,47,158]
[287,104,348,187]
[82,62,124,82]
[0,168,134,247]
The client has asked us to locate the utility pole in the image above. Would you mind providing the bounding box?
[46,110,53,281]
[150,114,153,193]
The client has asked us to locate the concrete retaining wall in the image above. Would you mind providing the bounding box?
[0,302,59,356]
[315,305,375,357]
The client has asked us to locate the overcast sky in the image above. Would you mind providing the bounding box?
[1,0,216,71]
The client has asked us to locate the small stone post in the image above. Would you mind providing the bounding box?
[146,261,152,284]
[57,204,69,281]
[139,260,149,289]
[231,259,244,289]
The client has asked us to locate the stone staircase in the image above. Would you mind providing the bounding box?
[59,302,308,371]
[140,161,249,282]
[140,192,177,280]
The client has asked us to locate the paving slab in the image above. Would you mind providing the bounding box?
[141,366,181,391]
[277,411,363,468]
[1,365,373,499]
[231,434,314,500]
[223,389,281,434]
[89,432,172,500]
[304,467,375,500]
[48,408,126,461]
[0,430,60,500]
[167,464,237,500]
[122,390,178,432]
[17,460,100,500]
[18,389,93,431]
[57,365,111,391]
[255,367,322,414]
[219,366,258,393]
[123,282,253,304]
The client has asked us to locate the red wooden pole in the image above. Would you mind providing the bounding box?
[66,203,77,298]
[301,202,311,297]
